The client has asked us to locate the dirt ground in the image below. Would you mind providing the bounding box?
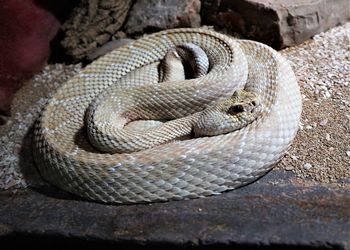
[278,24,349,185]
[0,23,349,190]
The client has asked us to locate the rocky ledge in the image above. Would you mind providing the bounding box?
[0,170,349,249]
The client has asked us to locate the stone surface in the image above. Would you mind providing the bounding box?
[0,170,349,249]
[124,0,201,35]
[201,0,350,48]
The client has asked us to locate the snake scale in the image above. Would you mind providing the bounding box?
[33,28,302,204]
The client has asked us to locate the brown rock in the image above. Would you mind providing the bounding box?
[61,0,133,61]
[201,0,350,48]
[124,0,201,35]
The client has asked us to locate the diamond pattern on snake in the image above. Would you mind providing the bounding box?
[33,28,302,204]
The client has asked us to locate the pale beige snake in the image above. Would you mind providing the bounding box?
[33,28,302,204]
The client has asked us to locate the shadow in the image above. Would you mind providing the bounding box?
[18,123,44,188]
[18,122,84,202]
[48,29,75,64]
[33,0,81,64]
[0,113,9,125]
[34,0,80,23]
[73,125,98,153]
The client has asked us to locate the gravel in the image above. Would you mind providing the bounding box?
[278,22,350,185]
[0,64,81,189]
[0,22,349,190]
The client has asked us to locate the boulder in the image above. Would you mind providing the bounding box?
[201,0,350,48]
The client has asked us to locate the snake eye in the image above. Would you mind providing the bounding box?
[227,104,244,115]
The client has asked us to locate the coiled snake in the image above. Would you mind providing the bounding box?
[33,28,302,204]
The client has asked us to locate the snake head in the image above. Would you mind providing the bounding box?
[226,90,260,115]
[194,90,260,137]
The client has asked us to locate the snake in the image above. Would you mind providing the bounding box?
[33,28,302,204]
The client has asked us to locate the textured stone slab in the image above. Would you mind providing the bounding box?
[201,0,350,48]
[0,171,349,249]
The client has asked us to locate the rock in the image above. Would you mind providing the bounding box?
[201,0,350,48]
[61,0,133,61]
[285,166,294,171]
[305,125,313,130]
[303,163,312,170]
[320,119,328,126]
[0,0,62,115]
[0,171,349,249]
[124,0,201,35]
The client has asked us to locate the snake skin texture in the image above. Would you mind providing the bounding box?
[33,28,302,204]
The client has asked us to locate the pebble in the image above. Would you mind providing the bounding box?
[325,133,331,141]
[290,154,298,161]
[319,119,328,126]
[346,151,350,157]
[324,91,331,98]
[285,166,294,171]
[303,163,313,170]
[342,100,349,106]
[299,122,304,130]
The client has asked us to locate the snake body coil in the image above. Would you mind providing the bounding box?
[33,28,302,204]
